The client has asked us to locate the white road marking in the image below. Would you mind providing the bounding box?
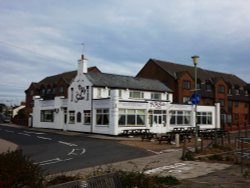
[144,163,186,174]
[147,150,162,155]
[34,157,73,166]
[58,141,77,147]
[23,131,45,135]
[5,130,14,133]
[37,136,52,140]
[18,132,31,136]
[147,148,182,155]
[68,148,86,155]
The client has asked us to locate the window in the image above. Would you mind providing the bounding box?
[227,114,232,123]
[197,112,212,125]
[46,88,51,94]
[234,113,239,120]
[183,80,191,90]
[119,90,122,98]
[77,112,82,123]
[59,87,64,93]
[218,85,225,93]
[30,90,34,96]
[218,99,225,107]
[41,110,54,122]
[166,93,169,101]
[228,88,232,95]
[118,109,146,126]
[235,89,239,95]
[52,88,56,94]
[41,89,45,95]
[183,97,190,104]
[170,111,191,126]
[84,110,91,124]
[205,99,211,105]
[129,91,144,99]
[96,109,109,125]
[71,88,74,101]
[149,110,166,127]
[86,86,89,100]
[245,90,249,96]
[69,111,75,124]
[197,83,201,89]
[97,88,101,98]
[206,84,212,91]
[151,92,162,100]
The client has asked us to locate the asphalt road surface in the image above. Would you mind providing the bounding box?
[0,124,151,174]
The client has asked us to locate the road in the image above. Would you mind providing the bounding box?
[0,124,151,174]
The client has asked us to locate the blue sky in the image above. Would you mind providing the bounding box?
[0,0,250,105]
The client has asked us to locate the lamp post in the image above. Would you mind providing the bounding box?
[191,55,199,153]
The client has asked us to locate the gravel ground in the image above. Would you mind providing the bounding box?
[174,165,250,188]
[119,138,250,188]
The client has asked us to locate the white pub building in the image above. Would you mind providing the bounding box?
[32,55,221,135]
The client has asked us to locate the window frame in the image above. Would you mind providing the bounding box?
[96,109,109,125]
[197,112,212,125]
[183,80,191,90]
[118,109,146,127]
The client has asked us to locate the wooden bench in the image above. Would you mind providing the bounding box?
[121,129,150,137]
[158,134,172,144]
[141,132,157,141]
[48,173,122,188]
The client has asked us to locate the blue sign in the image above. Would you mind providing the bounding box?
[191,93,200,105]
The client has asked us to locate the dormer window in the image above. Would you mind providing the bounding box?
[218,85,225,93]
[206,84,212,92]
[151,92,162,100]
[129,91,144,99]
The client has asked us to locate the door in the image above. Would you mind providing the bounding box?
[149,110,166,133]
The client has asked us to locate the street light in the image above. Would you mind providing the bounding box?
[191,55,199,153]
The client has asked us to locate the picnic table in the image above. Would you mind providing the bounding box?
[121,128,150,137]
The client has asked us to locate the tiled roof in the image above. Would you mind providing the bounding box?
[39,67,100,85]
[86,72,172,92]
[151,59,247,86]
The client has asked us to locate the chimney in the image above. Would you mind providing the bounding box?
[77,54,88,75]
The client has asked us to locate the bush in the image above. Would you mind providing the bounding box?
[45,174,81,186]
[208,154,223,161]
[182,150,195,161]
[154,176,180,185]
[0,150,44,188]
[118,170,165,188]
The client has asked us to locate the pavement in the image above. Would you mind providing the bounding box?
[0,123,234,180]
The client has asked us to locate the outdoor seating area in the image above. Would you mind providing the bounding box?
[120,127,229,146]
[120,128,151,137]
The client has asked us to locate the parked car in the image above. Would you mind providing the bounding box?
[0,113,11,123]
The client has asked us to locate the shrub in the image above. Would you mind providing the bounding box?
[118,170,165,188]
[45,174,81,186]
[154,175,180,185]
[182,150,195,161]
[0,150,44,188]
[208,154,223,161]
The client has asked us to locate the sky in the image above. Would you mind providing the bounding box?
[0,0,250,106]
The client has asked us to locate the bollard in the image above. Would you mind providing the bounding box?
[175,134,180,147]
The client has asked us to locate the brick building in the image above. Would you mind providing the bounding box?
[137,58,250,129]
[23,67,100,125]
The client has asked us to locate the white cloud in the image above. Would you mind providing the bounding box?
[1,0,250,105]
